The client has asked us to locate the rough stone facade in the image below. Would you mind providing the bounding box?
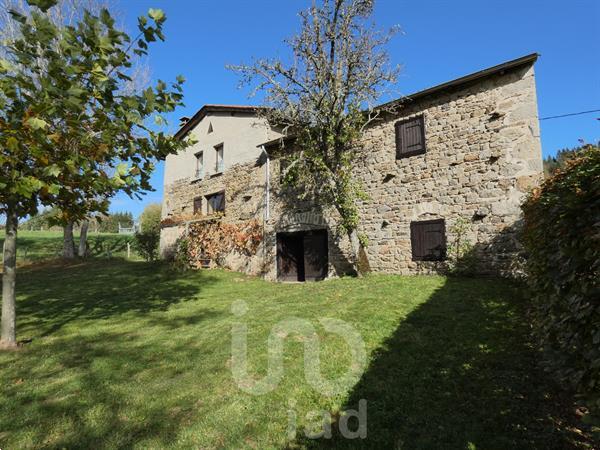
[354,63,542,275]
[161,57,542,280]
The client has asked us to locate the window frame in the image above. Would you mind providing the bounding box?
[214,144,224,173]
[194,151,204,179]
[193,196,203,215]
[395,114,426,159]
[205,190,225,215]
[410,218,446,262]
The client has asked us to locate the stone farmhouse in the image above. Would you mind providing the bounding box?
[160,53,543,281]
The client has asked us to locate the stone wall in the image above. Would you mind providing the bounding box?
[160,157,352,280]
[161,62,542,279]
[160,160,267,262]
[355,63,542,274]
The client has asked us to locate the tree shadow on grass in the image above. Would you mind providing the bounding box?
[1,260,224,448]
[0,328,215,449]
[296,277,587,449]
[16,259,219,338]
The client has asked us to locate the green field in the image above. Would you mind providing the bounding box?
[0,259,590,449]
[1,230,137,263]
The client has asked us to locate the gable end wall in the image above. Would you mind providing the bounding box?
[354,63,542,274]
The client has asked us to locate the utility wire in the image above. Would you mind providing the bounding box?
[540,109,600,121]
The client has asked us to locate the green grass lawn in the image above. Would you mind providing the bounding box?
[0,259,590,449]
[1,230,137,263]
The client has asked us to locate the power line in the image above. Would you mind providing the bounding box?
[540,109,600,121]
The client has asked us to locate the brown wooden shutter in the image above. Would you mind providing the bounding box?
[396,115,426,159]
[411,219,446,261]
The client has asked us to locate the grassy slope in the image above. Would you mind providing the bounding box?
[1,231,136,262]
[0,260,588,449]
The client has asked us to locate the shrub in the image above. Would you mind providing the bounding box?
[170,236,192,272]
[447,217,477,276]
[521,144,600,419]
[134,230,159,261]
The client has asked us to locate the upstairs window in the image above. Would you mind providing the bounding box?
[395,115,426,159]
[193,196,202,214]
[215,144,224,173]
[410,219,446,261]
[195,151,204,179]
[206,191,225,214]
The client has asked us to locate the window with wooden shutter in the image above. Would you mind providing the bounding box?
[410,219,446,261]
[395,115,426,159]
[193,197,202,214]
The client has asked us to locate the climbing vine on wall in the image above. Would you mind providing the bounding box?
[184,219,263,267]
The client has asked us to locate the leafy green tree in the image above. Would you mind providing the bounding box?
[1,0,153,258]
[542,142,597,177]
[139,202,161,233]
[230,0,399,274]
[0,0,189,347]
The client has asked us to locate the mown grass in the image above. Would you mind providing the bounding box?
[1,230,136,263]
[0,259,590,449]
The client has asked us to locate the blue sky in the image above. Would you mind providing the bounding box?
[112,0,600,218]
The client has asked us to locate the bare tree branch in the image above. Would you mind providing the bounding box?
[229,0,401,274]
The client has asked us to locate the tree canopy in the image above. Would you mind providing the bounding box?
[0,0,189,346]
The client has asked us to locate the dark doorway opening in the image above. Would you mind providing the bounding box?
[276,229,328,282]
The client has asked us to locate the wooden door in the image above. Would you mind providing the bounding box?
[277,233,305,281]
[303,230,328,281]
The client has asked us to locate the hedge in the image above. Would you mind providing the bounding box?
[521,144,599,416]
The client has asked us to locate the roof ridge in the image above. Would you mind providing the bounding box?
[376,52,539,110]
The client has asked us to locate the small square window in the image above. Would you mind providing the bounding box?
[193,196,202,214]
[206,191,225,214]
[410,219,446,261]
[395,115,426,159]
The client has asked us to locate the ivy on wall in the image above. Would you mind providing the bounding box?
[180,219,263,268]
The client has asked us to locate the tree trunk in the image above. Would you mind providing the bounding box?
[63,221,75,259]
[1,204,18,348]
[346,229,371,277]
[78,219,89,258]
[347,229,362,277]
